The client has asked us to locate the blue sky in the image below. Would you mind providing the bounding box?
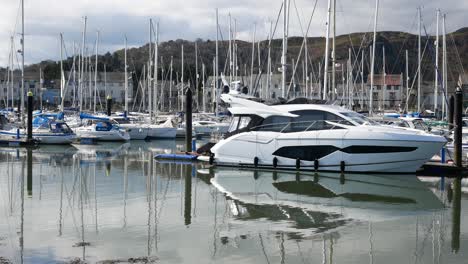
[0,0,466,67]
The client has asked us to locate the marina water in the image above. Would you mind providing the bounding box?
[0,140,467,263]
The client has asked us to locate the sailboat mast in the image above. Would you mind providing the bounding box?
[94,31,99,113]
[405,50,409,112]
[281,0,288,98]
[169,56,173,111]
[442,14,447,120]
[250,23,256,94]
[215,8,219,115]
[124,36,128,114]
[154,22,159,116]
[369,0,379,115]
[361,50,364,110]
[434,9,440,112]
[80,17,87,112]
[60,33,64,111]
[181,44,184,112]
[148,20,153,120]
[20,0,25,120]
[382,46,386,111]
[323,0,332,100]
[417,7,421,113]
[202,63,206,112]
[195,40,199,109]
[228,14,232,85]
[332,0,336,100]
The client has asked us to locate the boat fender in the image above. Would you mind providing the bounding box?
[314,159,319,171]
[295,158,300,170]
[273,157,278,168]
[209,154,214,165]
[340,161,345,173]
[254,157,259,167]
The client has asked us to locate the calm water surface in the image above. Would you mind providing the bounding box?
[0,140,467,263]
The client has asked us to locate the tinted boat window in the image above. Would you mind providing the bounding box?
[257,116,291,132]
[238,116,252,130]
[290,110,351,131]
[228,116,240,133]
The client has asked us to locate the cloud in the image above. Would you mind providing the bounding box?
[0,0,466,66]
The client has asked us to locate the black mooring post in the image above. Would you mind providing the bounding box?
[27,148,33,196]
[449,95,455,130]
[27,91,33,142]
[454,88,463,168]
[106,96,112,116]
[185,88,193,152]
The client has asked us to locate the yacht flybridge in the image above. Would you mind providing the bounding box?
[209,95,447,173]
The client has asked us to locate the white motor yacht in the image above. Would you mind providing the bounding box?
[209,95,447,173]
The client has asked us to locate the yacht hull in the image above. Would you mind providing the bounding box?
[75,129,130,141]
[0,130,76,144]
[147,127,177,139]
[211,129,446,173]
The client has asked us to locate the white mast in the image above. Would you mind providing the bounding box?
[369,0,379,115]
[60,33,65,111]
[405,50,409,112]
[94,31,99,113]
[202,63,206,112]
[434,9,440,112]
[79,17,87,111]
[267,21,273,100]
[417,7,421,113]
[181,44,184,111]
[20,0,25,120]
[382,46,386,111]
[305,30,309,98]
[153,22,159,116]
[195,40,199,109]
[250,23,256,93]
[228,14,232,85]
[323,0,332,100]
[124,36,128,114]
[442,14,447,120]
[148,19,152,120]
[332,0,336,100]
[215,8,219,115]
[169,56,173,111]
[361,50,364,110]
[281,0,288,98]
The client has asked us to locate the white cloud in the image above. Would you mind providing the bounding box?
[0,0,466,67]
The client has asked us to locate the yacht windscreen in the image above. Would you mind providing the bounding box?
[340,112,377,125]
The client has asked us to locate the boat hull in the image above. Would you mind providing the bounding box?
[211,129,446,173]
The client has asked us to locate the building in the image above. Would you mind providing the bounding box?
[0,70,133,110]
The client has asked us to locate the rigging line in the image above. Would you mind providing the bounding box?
[286,0,319,97]
[448,32,466,81]
[390,15,418,74]
[251,2,284,95]
[422,24,450,107]
[405,29,431,109]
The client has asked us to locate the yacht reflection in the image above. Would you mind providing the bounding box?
[211,169,446,233]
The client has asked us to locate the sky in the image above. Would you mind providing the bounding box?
[0,0,467,67]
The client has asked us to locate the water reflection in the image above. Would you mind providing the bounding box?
[0,142,466,263]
